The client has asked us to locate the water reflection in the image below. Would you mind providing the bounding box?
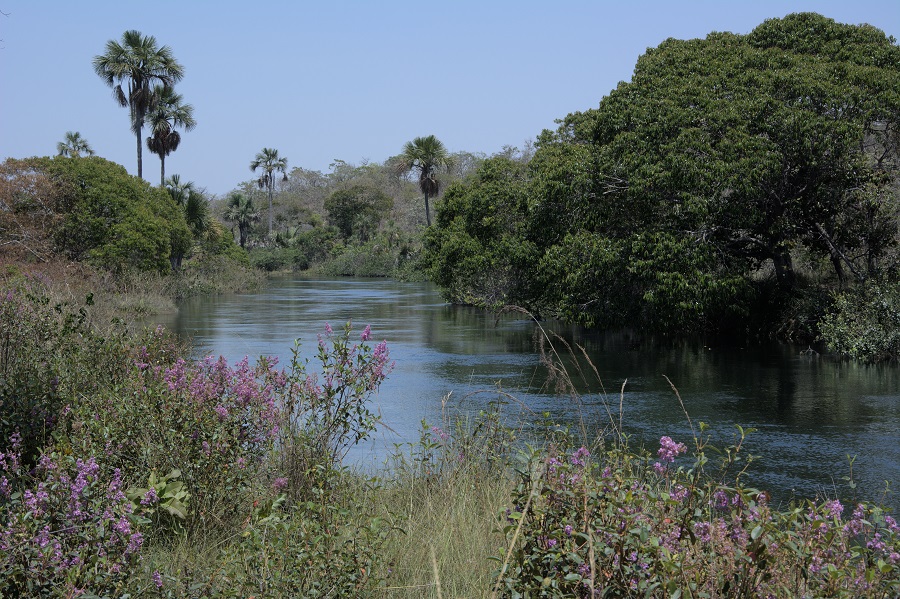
[161,276,900,511]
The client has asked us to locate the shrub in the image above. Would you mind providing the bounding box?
[493,432,900,598]
[0,278,129,466]
[819,282,900,362]
[0,440,145,598]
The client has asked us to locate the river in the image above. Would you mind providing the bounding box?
[156,275,900,511]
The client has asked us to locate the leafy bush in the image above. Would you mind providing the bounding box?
[493,432,900,598]
[63,325,284,536]
[0,277,128,465]
[0,442,145,598]
[819,282,900,362]
[212,497,390,598]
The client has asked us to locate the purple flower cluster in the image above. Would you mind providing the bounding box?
[657,436,687,463]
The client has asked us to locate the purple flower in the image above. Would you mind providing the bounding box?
[214,405,229,421]
[693,521,712,543]
[152,570,163,589]
[824,499,843,519]
[273,477,288,492]
[564,525,573,536]
[141,487,159,506]
[324,322,333,335]
[361,325,372,341]
[570,446,590,467]
[657,436,687,463]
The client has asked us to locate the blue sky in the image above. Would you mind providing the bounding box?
[1,1,898,196]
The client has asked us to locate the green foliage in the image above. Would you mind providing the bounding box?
[819,282,900,362]
[422,13,900,344]
[17,156,190,273]
[324,184,394,241]
[494,433,900,598]
[212,498,390,598]
[0,277,128,465]
[424,157,539,307]
[252,227,337,271]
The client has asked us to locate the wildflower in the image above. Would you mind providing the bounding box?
[712,490,729,511]
[152,571,164,589]
[430,426,450,443]
[693,521,712,543]
[657,436,686,463]
[565,525,573,536]
[141,487,159,506]
[570,446,590,467]
[324,322,333,335]
[361,324,371,341]
[214,405,229,421]
[653,462,666,475]
[824,499,843,519]
[273,477,288,492]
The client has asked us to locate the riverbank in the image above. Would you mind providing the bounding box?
[1,282,898,597]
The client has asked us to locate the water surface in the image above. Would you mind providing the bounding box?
[158,276,900,511]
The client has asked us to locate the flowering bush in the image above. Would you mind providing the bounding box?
[275,322,392,499]
[494,434,900,598]
[0,440,144,597]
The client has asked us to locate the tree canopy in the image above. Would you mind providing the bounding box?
[424,13,900,339]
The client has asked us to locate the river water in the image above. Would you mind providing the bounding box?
[157,276,900,511]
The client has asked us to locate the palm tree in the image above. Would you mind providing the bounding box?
[164,174,195,206]
[56,131,95,158]
[224,193,260,248]
[397,135,453,226]
[165,175,209,239]
[93,30,184,180]
[146,86,196,186]
[249,148,288,237]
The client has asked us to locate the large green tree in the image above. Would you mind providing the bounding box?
[250,148,288,237]
[324,185,393,241]
[425,13,900,337]
[146,86,196,186]
[397,135,452,227]
[93,30,184,180]
[56,131,94,158]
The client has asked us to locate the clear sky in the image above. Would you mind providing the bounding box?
[1,1,898,196]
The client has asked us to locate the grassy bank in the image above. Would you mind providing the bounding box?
[0,283,898,598]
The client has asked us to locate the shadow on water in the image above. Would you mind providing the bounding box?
[159,275,900,512]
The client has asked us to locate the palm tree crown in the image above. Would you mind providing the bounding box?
[224,192,261,248]
[397,135,452,227]
[249,148,288,237]
[93,30,184,180]
[56,131,95,158]
[146,86,196,186]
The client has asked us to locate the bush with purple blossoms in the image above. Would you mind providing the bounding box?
[494,431,900,597]
[0,443,144,597]
[274,321,392,500]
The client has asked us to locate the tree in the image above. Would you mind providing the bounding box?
[165,175,209,239]
[146,86,196,186]
[250,148,288,237]
[397,135,453,227]
[224,192,260,248]
[324,185,393,241]
[56,131,95,158]
[424,13,900,338]
[164,174,195,206]
[93,30,184,180]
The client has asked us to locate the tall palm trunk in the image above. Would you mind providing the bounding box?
[424,190,432,227]
[268,182,274,236]
[136,127,143,179]
[160,155,166,187]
